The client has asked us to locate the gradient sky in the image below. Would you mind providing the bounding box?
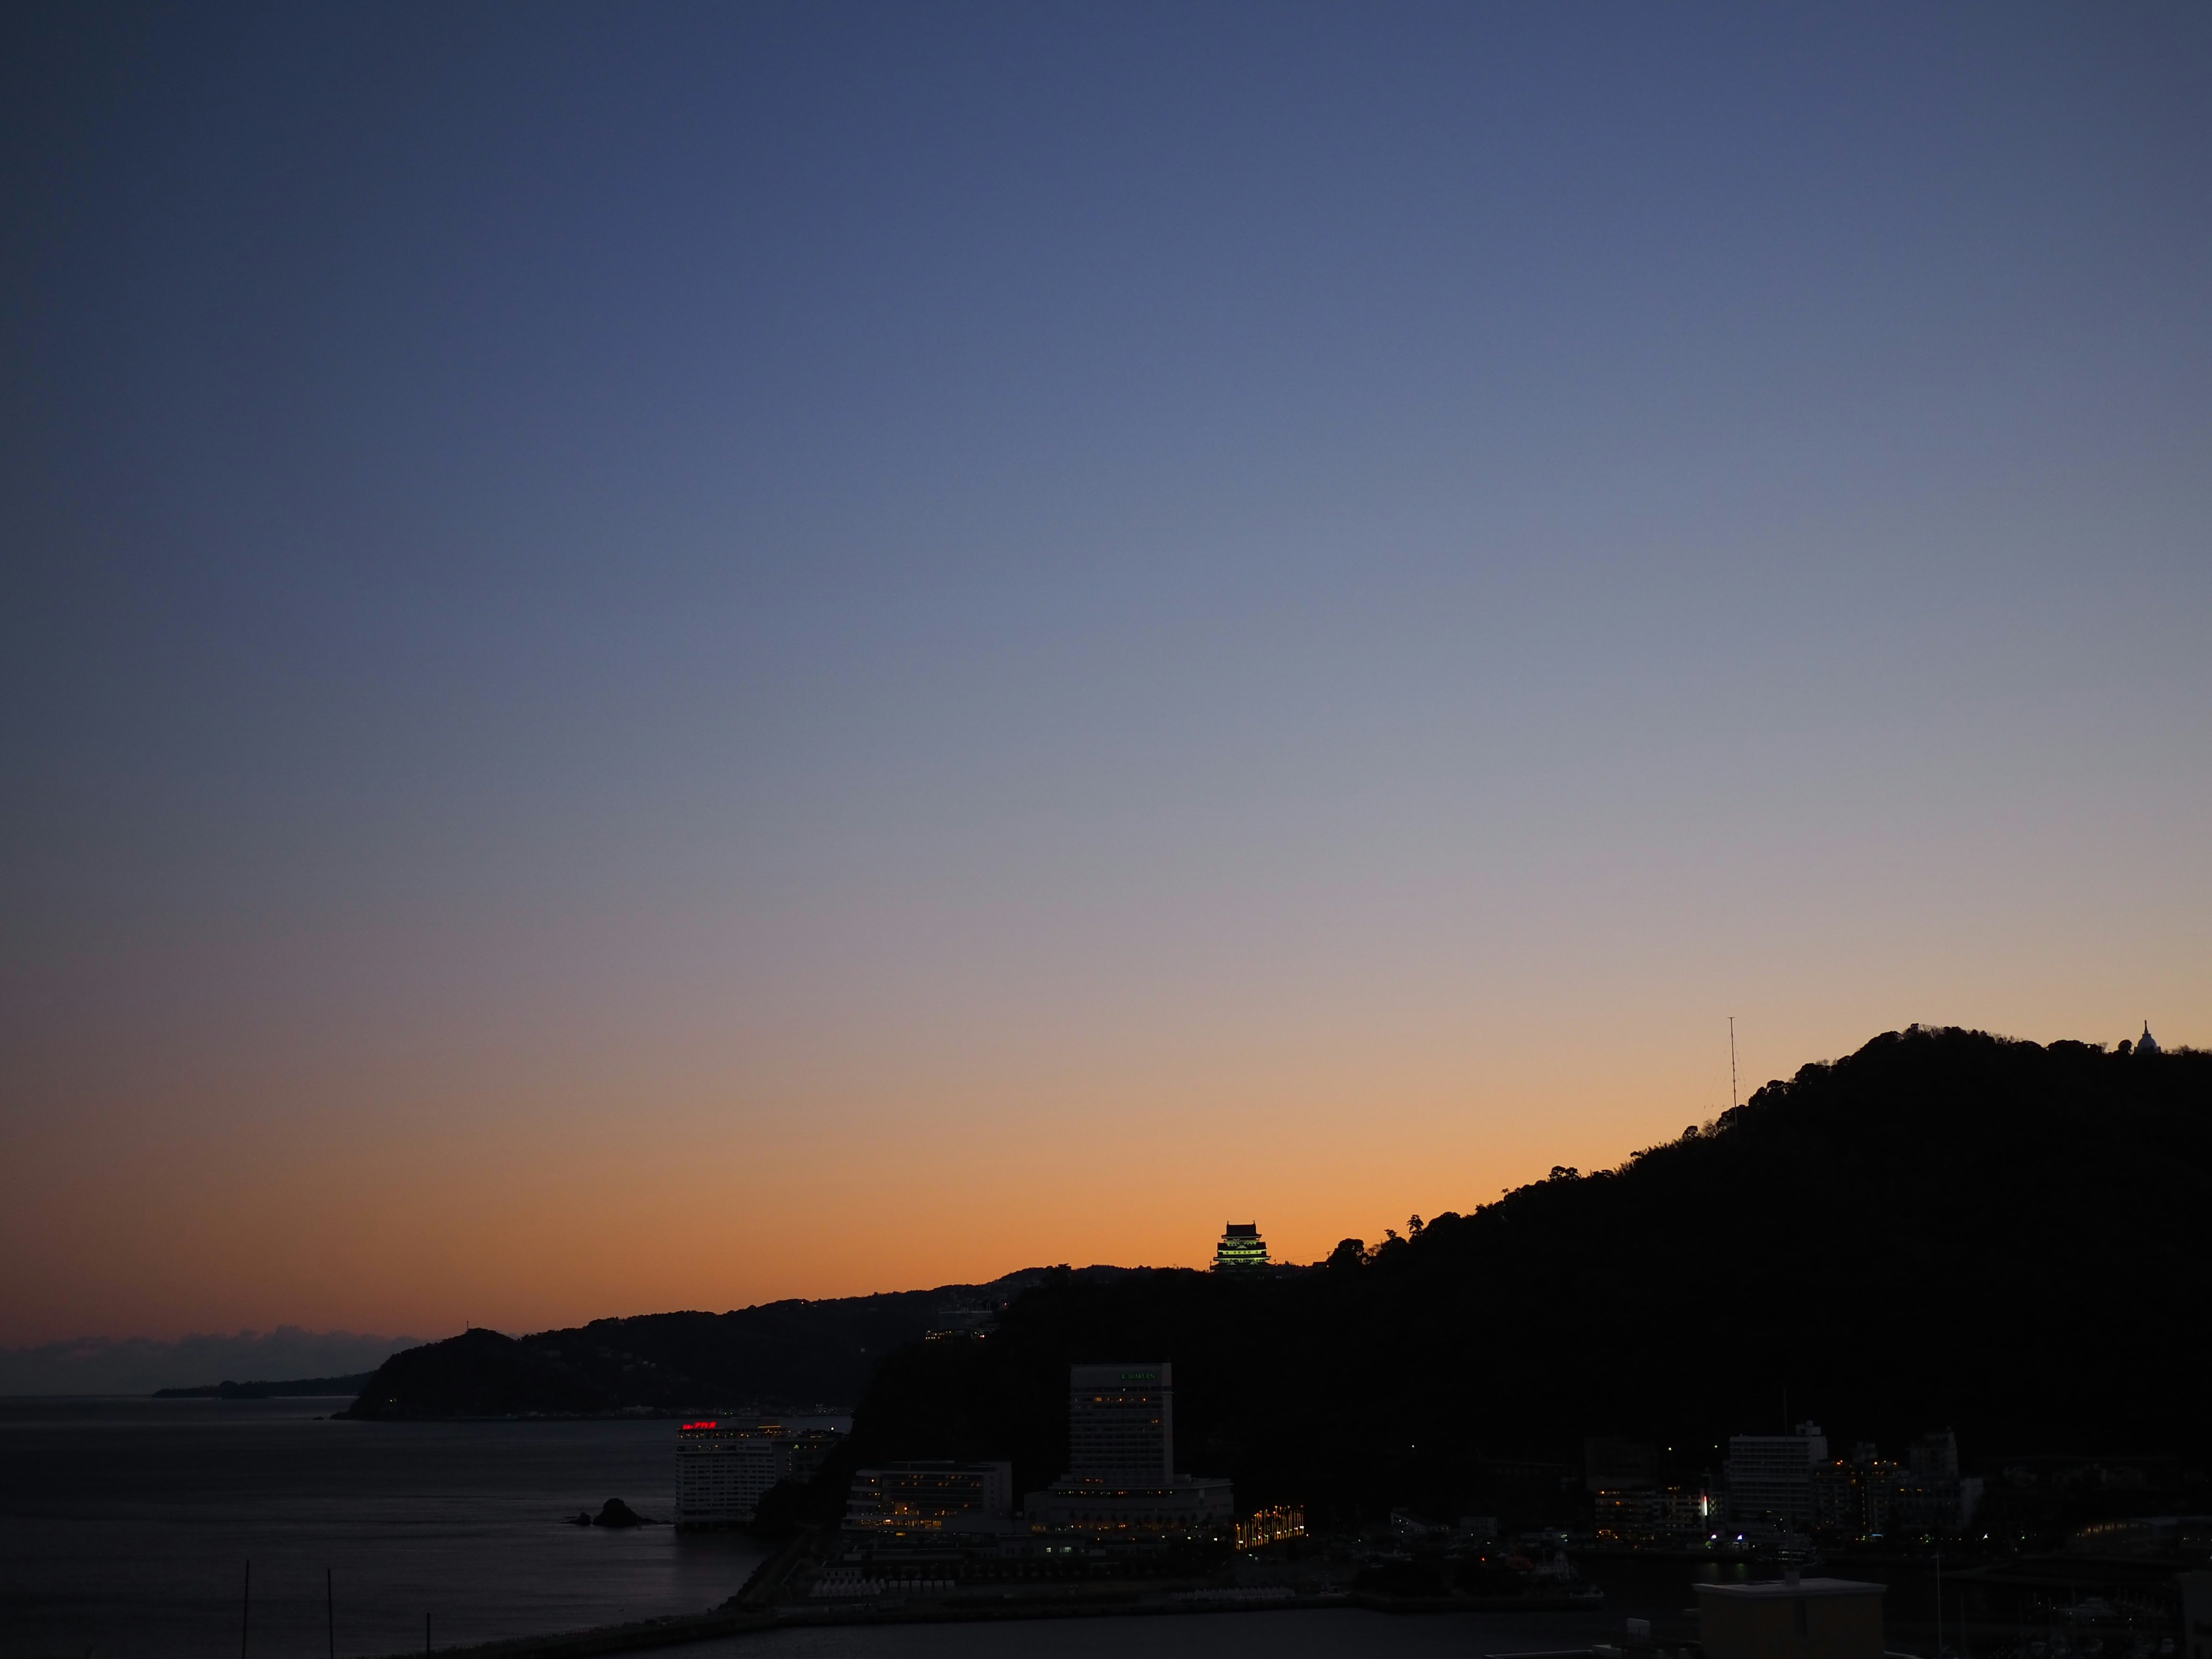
[4,3,2207,1346]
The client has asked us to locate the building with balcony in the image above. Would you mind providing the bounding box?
[845,1461,1014,1537]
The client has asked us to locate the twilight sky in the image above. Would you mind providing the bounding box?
[3,3,2207,1346]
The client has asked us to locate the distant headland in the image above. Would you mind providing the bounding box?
[154,1372,376,1399]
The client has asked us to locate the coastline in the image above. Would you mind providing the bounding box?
[359,1589,1609,1659]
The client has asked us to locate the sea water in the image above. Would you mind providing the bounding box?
[0,1396,766,1659]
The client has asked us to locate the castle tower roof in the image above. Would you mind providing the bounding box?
[1214,1221,1269,1271]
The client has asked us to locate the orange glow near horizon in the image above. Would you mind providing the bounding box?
[5,971,2196,1344]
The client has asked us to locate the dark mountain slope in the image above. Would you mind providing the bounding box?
[845,1027,2210,1520]
[342,1268,1128,1418]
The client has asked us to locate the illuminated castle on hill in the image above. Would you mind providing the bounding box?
[1213,1221,1268,1272]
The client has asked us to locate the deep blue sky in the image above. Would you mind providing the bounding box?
[3,3,2208,1339]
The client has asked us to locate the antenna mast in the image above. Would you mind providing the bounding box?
[1729,1017,1738,1113]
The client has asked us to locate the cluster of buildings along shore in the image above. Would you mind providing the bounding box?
[1587,1422,1982,1550]
[677,1222,2000,1562]
[676,1358,1947,1659]
[677,1361,1242,1548]
[676,1396,1988,1557]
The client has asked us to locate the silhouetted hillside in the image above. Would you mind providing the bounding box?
[340,1268,1131,1418]
[844,1027,2210,1523]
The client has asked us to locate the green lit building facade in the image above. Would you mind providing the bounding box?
[1213,1222,1268,1272]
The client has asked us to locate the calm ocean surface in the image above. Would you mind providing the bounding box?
[1,1397,1808,1659]
[0,1397,767,1659]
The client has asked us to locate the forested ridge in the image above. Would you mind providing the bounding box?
[843,1026,2210,1522]
[346,1025,2209,1532]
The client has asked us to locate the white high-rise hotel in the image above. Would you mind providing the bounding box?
[677,1418,847,1526]
[676,1421,791,1525]
[1025,1362,1232,1536]
[1724,1422,1828,1531]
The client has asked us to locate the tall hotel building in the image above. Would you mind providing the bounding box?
[1025,1363,1232,1537]
[1723,1422,1828,1532]
[1070,1363,1174,1482]
[675,1421,793,1527]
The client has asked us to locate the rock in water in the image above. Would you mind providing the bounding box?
[592,1498,647,1528]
